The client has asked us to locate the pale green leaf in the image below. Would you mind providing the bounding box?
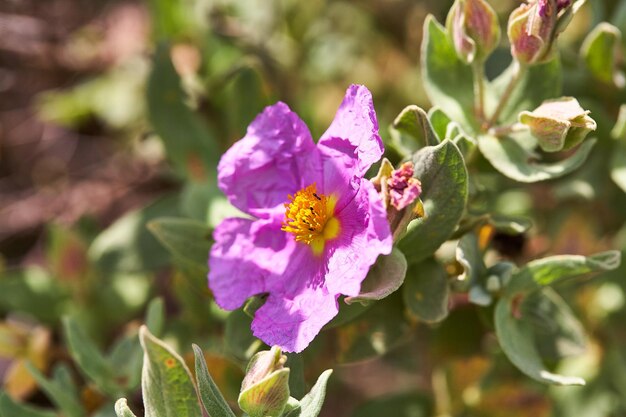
[421,15,477,133]
[147,217,213,270]
[477,134,596,183]
[345,248,408,304]
[402,258,449,323]
[114,399,138,417]
[581,22,624,87]
[140,326,202,417]
[398,140,468,263]
[192,345,237,417]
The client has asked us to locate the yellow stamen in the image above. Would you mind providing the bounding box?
[281,183,339,255]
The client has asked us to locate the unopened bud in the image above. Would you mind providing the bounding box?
[519,97,597,152]
[508,0,555,64]
[238,346,290,417]
[446,0,500,64]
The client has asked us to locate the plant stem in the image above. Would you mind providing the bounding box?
[472,61,486,128]
[487,61,526,128]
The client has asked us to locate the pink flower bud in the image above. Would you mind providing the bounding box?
[446,0,501,63]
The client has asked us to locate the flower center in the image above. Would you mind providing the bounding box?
[281,183,339,255]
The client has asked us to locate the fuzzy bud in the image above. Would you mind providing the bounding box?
[446,0,501,64]
[238,347,290,417]
[519,97,597,152]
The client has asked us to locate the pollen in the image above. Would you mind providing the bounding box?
[282,183,339,254]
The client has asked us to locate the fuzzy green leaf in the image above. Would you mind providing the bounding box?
[421,15,477,133]
[27,364,84,417]
[391,105,441,153]
[284,370,333,417]
[192,344,237,417]
[505,250,621,296]
[147,217,213,269]
[495,294,586,386]
[140,326,202,417]
[402,258,449,323]
[115,398,138,417]
[581,22,624,87]
[477,133,596,183]
[345,248,408,304]
[398,140,468,263]
[488,58,562,125]
[63,317,121,397]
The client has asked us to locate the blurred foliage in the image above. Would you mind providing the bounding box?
[2,0,626,416]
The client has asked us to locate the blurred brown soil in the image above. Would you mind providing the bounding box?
[0,0,172,265]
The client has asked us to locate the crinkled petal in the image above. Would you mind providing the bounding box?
[217,102,321,216]
[251,286,339,353]
[318,84,383,177]
[208,216,296,310]
[325,179,393,296]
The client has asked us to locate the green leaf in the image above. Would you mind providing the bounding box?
[147,217,213,270]
[611,104,626,140]
[494,294,585,386]
[321,293,407,363]
[89,195,179,274]
[612,141,626,193]
[192,344,237,417]
[505,250,621,296]
[345,248,408,304]
[63,317,120,397]
[524,288,586,360]
[488,58,562,125]
[398,140,468,263]
[146,297,165,337]
[456,233,489,306]
[27,364,84,417]
[147,44,219,179]
[115,398,138,417]
[0,267,67,324]
[391,105,440,154]
[225,309,259,360]
[421,16,477,133]
[285,353,306,400]
[350,392,432,417]
[284,370,333,417]
[581,22,624,87]
[139,326,203,417]
[403,258,449,323]
[428,107,452,140]
[0,392,57,417]
[477,133,596,183]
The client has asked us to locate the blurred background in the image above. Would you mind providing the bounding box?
[1,0,626,416]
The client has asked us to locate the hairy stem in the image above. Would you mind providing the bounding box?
[472,61,486,129]
[487,61,527,128]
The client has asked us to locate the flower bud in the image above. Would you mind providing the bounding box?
[519,97,597,152]
[508,0,554,64]
[238,346,290,417]
[446,0,501,64]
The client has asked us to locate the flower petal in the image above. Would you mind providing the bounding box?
[251,287,339,353]
[217,102,321,216]
[318,85,383,177]
[208,216,296,310]
[325,179,393,296]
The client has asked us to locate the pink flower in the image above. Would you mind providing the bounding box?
[208,85,392,352]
